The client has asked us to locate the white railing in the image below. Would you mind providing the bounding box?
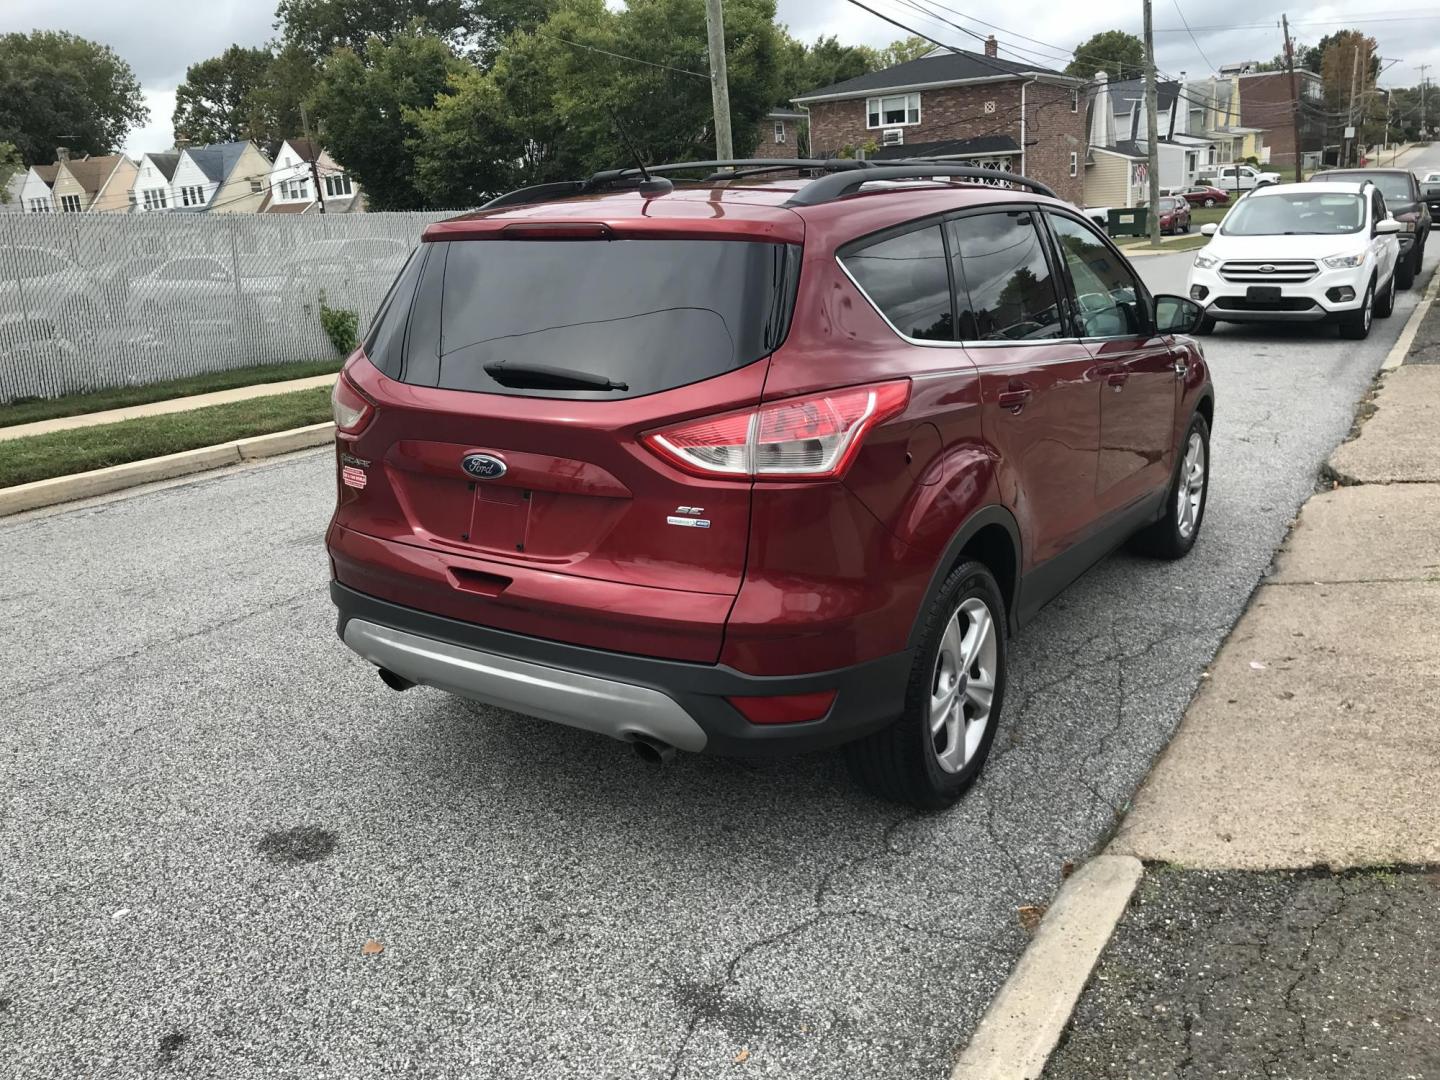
[0,210,458,402]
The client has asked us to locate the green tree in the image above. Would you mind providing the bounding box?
[172,46,276,145]
[876,35,932,69]
[1065,29,1144,82]
[251,44,321,151]
[0,142,22,203]
[780,33,876,97]
[310,29,467,208]
[277,0,552,62]
[0,31,148,163]
[408,69,516,205]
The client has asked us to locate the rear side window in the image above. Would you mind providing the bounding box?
[947,212,1064,341]
[839,224,953,341]
[369,238,800,399]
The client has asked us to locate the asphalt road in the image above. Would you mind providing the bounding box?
[3,230,1436,1080]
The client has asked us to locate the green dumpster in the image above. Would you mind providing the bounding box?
[1107,207,1149,237]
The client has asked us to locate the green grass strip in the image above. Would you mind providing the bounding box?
[0,386,333,488]
[0,358,342,429]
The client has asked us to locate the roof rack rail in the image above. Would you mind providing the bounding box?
[479,158,874,210]
[783,162,1059,207]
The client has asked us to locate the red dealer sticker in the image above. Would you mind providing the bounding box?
[342,465,368,490]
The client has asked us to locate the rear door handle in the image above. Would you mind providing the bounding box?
[997,385,1033,411]
[1106,371,1129,389]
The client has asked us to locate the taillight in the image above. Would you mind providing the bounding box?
[331,373,374,435]
[643,380,910,481]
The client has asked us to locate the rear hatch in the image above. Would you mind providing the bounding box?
[330,207,802,662]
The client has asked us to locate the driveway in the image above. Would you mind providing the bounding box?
[2,244,1435,1079]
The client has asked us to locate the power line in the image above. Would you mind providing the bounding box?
[534,32,711,80]
[1170,0,1217,75]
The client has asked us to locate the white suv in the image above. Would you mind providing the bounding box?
[1186,182,1402,340]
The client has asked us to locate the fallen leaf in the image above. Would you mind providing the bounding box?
[1249,661,1267,670]
[1018,905,1047,932]
[361,940,384,956]
[111,908,130,920]
[1060,860,1076,879]
[734,1048,751,1064]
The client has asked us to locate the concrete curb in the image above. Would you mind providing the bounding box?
[1381,259,1440,372]
[950,855,1143,1080]
[0,422,334,517]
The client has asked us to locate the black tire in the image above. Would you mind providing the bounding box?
[1194,314,1216,335]
[1374,269,1397,318]
[845,561,1007,810]
[1396,250,1416,290]
[1131,413,1211,560]
[1339,280,1374,339]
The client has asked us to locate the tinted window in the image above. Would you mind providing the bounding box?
[947,212,1064,341]
[381,238,798,399]
[841,224,953,341]
[1222,192,1364,235]
[1047,215,1145,339]
[1319,172,1414,201]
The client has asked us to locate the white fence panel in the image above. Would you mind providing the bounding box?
[0,211,455,402]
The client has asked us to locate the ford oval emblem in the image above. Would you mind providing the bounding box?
[461,453,507,480]
[1258,264,1277,273]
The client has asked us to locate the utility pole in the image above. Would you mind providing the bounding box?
[1346,45,1361,166]
[704,0,734,161]
[1420,64,1431,140]
[1143,0,1162,247]
[1282,15,1303,182]
[301,102,326,214]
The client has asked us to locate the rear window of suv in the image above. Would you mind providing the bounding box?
[364,237,800,399]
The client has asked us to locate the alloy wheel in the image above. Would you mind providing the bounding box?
[930,596,998,774]
[1176,431,1206,539]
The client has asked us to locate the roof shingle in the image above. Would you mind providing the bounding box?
[794,48,1068,102]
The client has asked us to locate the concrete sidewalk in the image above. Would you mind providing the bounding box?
[0,373,337,442]
[1031,271,1440,1078]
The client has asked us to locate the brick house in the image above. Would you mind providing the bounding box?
[1237,69,1324,171]
[761,110,807,159]
[792,41,1087,204]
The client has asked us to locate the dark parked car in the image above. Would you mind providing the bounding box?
[326,159,1214,808]
[1311,168,1430,288]
[1421,171,1440,225]
[1180,184,1230,208]
[1157,195,1192,234]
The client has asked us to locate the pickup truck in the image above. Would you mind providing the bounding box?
[1197,164,1281,193]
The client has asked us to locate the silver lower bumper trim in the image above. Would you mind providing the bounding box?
[342,618,708,751]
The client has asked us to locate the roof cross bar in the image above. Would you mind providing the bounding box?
[784,162,1058,207]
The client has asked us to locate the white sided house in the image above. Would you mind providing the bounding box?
[135,152,180,212]
[170,141,271,213]
[18,165,59,213]
[264,138,362,213]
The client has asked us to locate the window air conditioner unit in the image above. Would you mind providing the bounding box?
[882,128,904,146]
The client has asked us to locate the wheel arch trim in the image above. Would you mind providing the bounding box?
[905,504,1024,649]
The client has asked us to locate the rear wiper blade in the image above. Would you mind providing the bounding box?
[483,362,629,391]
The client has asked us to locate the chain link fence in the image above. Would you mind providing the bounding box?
[0,211,457,402]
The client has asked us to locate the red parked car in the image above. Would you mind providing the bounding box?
[327,159,1214,808]
[1180,184,1230,208]
[1157,195,1192,235]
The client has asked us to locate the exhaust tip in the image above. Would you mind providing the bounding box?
[377,667,415,692]
[631,735,676,766]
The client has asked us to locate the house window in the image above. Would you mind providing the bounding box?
[180,185,205,207]
[324,173,353,197]
[866,93,921,129]
[281,178,310,200]
[774,121,786,144]
[1071,89,1079,113]
[27,198,51,213]
[1069,151,1078,177]
[60,194,81,212]
[250,178,263,193]
[143,188,168,211]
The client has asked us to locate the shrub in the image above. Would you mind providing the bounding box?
[318,295,359,356]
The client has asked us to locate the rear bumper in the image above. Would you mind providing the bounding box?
[332,583,912,756]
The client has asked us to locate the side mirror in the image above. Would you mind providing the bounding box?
[1200,223,1218,236]
[1375,219,1401,235]
[1154,294,1206,335]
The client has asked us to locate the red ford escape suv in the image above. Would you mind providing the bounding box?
[326,159,1214,808]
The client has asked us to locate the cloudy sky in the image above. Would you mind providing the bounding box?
[6,0,1438,155]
